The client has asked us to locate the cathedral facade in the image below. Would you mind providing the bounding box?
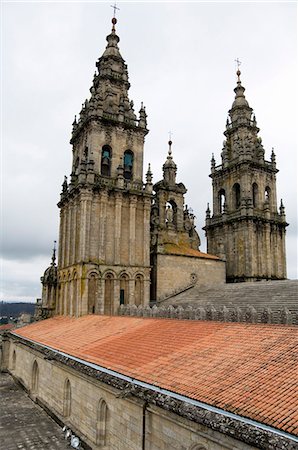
[38,17,287,319]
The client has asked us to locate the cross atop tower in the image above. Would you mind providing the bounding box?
[110,2,120,18]
[235,58,241,69]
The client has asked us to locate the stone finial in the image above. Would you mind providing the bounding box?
[206,203,211,219]
[279,199,285,217]
[211,153,216,172]
[271,147,276,166]
[138,102,147,129]
[146,163,153,184]
[163,140,177,185]
[51,241,57,266]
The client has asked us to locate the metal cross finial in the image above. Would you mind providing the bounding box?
[235,58,241,69]
[111,3,120,18]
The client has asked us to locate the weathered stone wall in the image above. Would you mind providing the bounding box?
[155,254,225,301]
[4,337,271,450]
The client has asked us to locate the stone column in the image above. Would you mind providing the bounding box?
[99,191,108,262]
[84,194,92,262]
[61,208,67,268]
[114,193,122,265]
[114,279,120,315]
[98,278,105,315]
[143,198,151,266]
[58,209,64,267]
[143,276,150,306]
[68,202,74,265]
[79,194,88,261]
[66,204,72,266]
[71,203,77,265]
[265,222,271,278]
[129,278,135,305]
[129,196,137,265]
[280,227,287,278]
[80,270,88,316]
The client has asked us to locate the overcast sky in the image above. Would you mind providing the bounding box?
[1,1,297,302]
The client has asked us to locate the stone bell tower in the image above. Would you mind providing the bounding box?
[204,69,288,282]
[56,17,152,316]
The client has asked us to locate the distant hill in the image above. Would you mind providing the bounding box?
[0,301,35,318]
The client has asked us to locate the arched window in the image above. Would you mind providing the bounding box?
[233,183,241,209]
[104,273,114,315]
[253,183,258,207]
[265,186,271,202]
[84,146,88,159]
[96,399,108,446]
[120,274,129,306]
[218,189,226,214]
[88,273,98,314]
[32,360,39,393]
[135,275,144,306]
[123,150,134,180]
[63,379,72,418]
[101,145,112,177]
[12,350,16,371]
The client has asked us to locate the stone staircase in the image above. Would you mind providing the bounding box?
[161,280,298,313]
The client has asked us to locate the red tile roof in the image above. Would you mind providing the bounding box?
[13,315,298,436]
[0,323,15,331]
[163,243,220,259]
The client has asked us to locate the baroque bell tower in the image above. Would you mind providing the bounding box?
[204,69,288,282]
[56,17,152,316]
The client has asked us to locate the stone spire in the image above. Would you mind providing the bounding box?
[222,69,267,165]
[71,16,148,144]
[163,140,177,185]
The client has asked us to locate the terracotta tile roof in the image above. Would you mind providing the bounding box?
[163,243,220,259]
[13,316,298,436]
[0,323,15,331]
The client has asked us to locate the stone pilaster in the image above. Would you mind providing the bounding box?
[114,193,122,265]
[99,191,108,262]
[129,196,137,265]
[143,198,151,266]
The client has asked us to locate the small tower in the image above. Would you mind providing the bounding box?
[55,16,152,316]
[36,242,58,319]
[203,69,288,282]
[150,141,202,300]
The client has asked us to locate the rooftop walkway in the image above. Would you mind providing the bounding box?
[0,372,70,449]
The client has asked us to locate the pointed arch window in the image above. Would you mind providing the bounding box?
[124,150,134,180]
[32,360,39,393]
[63,378,72,418]
[233,183,241,209]
[96,399,108,446]
[101,145,112,177]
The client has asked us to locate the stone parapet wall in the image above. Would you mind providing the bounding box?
[118,303,296,325]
